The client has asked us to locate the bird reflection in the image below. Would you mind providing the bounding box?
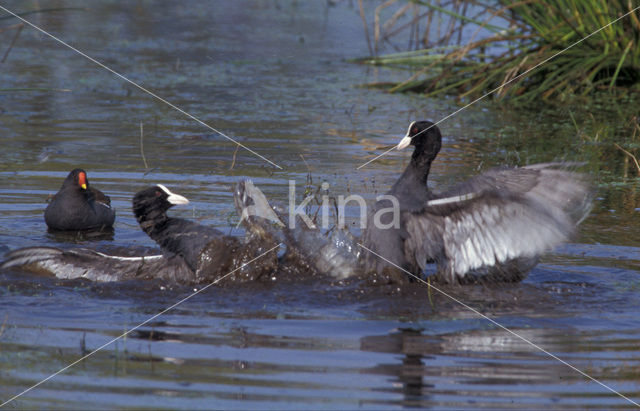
[361,328,435,408]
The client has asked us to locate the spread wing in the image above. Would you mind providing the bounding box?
[438,163,593,223]
[0,247,194,283]
[403,164,592,283]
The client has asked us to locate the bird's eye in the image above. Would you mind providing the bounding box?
[155,191,162,197]
[411,126,418,134]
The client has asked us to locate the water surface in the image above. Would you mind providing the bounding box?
[1,1,639,409]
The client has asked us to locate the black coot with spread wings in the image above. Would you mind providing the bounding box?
[362,121,592,284]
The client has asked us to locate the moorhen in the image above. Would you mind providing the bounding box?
[44,169,116,231]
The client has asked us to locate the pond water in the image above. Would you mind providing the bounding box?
[1,1,639,409]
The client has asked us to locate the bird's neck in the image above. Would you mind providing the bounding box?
[136,208,170,241]
[397,153,433,188]
[62,187,93,202]
[387,151,434,212]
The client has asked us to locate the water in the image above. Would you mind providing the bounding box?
[1,0,639,409]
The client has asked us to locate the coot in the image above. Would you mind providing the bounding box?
[132,184,236,273]
[362,121,592,284]
[44,169,116,231]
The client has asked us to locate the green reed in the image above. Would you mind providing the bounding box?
[357,0,640,103]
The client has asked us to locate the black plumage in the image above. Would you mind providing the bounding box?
[132,184,237,273]
[44,169,116,231]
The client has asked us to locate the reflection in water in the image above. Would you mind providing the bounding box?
[361,328,434,408]
[360,325,640,408]
[0,274,639,408]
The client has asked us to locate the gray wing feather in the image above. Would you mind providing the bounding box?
[440,163,593,222]
[442,200,569,280]
[1,247,187,282]
[405,195,572,283]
